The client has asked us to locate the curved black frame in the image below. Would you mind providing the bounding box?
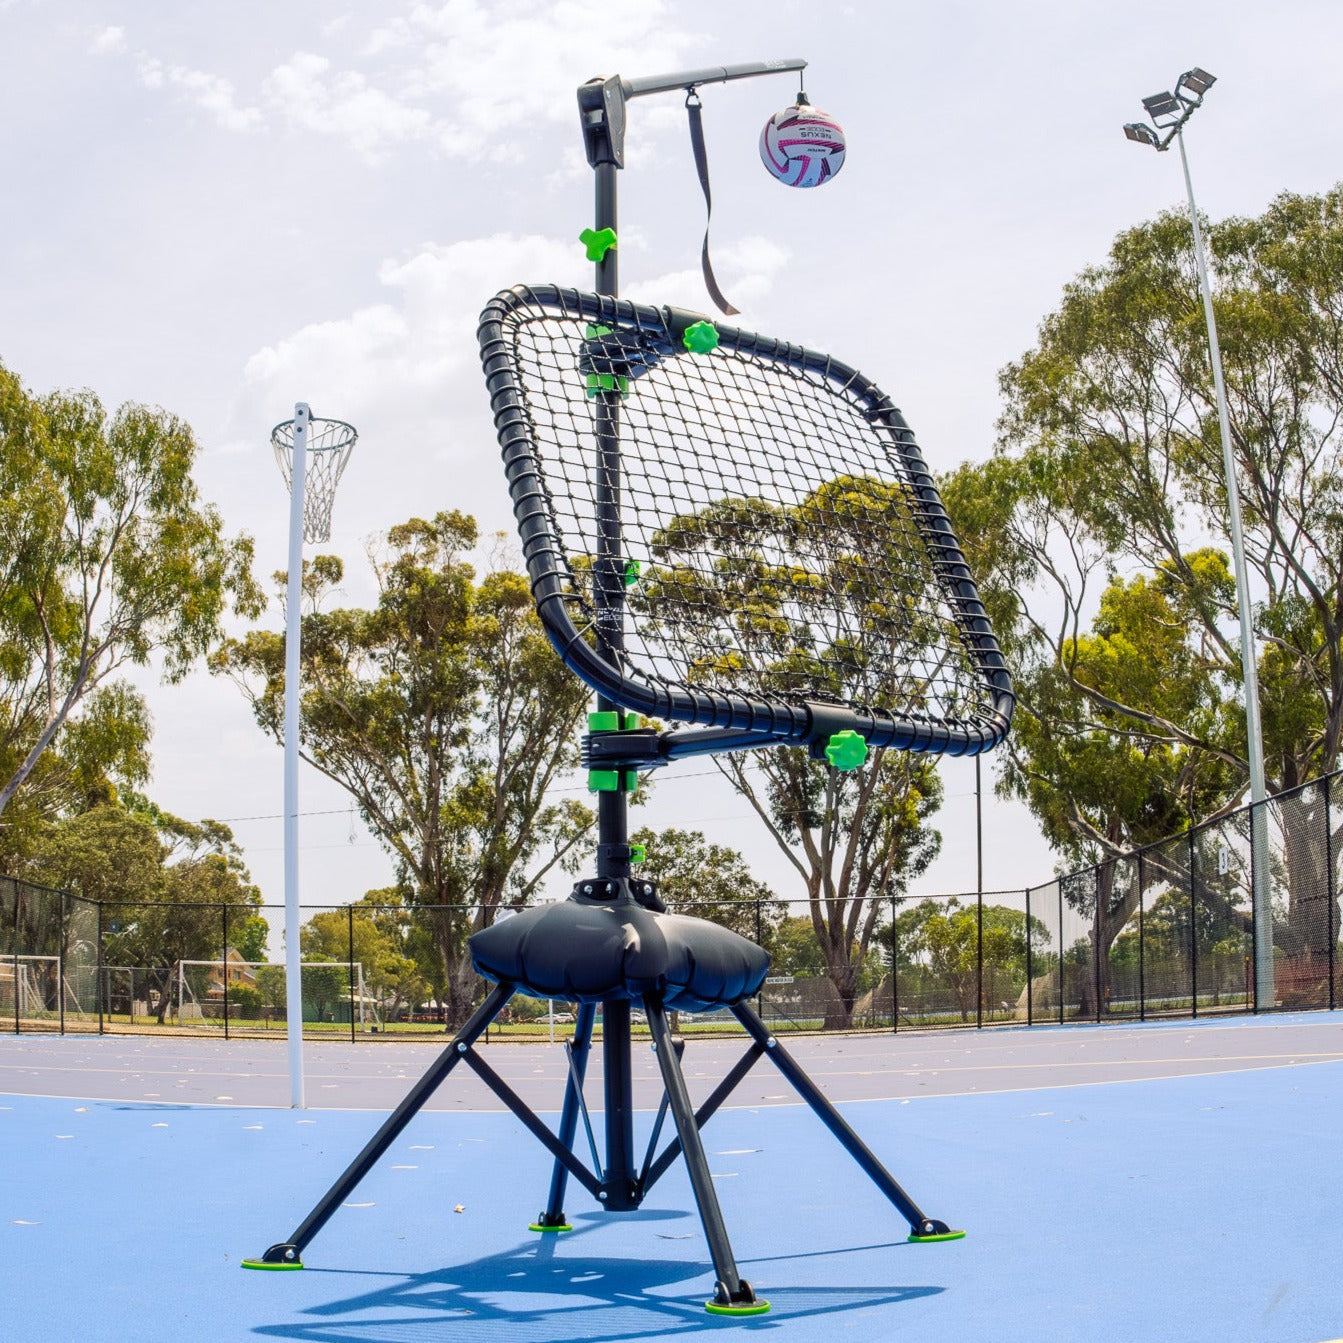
[478,283,1014,758]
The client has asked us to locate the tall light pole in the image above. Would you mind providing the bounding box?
[1123,68,1274,1008]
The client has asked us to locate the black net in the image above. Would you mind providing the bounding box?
[1193,814,1253,1013]
[1143,837,1195,1016]
[1025,881,1061,1024]
[1272,780,1334,1007]
[480,287,1011,752]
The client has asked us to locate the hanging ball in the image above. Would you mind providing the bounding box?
[759,100,846,188]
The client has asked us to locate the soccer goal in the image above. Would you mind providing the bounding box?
[0,953,87,1021]
[173,959,380,1030]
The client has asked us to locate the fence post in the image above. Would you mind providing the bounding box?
[1058,881,1065,1025]
[96,901,105,1036]
[1138,852,1146,1023]
[1025,886,1033,1026]
[1189,830,1198,1020]
[890,893,899,1034]
[755,894,764,1019]
[349,903,357,1043]
[11,880,19,1036]
[59,887,67,1036]
[222,903,230,1041]
[1326,778,1336,1012]
[1094,867,1102,1024]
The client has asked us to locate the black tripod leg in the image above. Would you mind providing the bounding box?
[242,981,516,1269]
[645,999,769,1315]
[532,1000,597,1231]
[730,1002,962,1242]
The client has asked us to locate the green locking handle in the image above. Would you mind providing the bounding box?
[824,730,869,771]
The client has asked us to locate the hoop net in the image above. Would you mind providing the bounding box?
[479,287,1011,753]
[272,416,358,543]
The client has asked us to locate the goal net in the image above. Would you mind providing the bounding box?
[0,954,87,1020]
[173,959,379,1029]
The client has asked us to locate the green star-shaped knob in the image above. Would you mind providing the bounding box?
[824,730,869,771]
[682,320,719,354]
[579,227,618,262]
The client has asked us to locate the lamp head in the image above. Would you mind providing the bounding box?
[1177,67,1216,100]
[1141,90,1184,128]
[1123,121,1161,148]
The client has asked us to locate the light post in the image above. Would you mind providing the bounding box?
[1123,68,1274,1008]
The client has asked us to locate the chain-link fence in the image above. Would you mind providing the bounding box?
[4,773,1342,1039]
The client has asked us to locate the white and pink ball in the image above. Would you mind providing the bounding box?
[759,101,846,188]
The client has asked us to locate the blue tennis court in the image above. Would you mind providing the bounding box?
[3,1015,1341,1342]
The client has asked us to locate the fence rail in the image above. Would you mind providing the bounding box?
[4,771,1341,1040]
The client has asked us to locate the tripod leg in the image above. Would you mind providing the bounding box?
[242,981,516,1269]
[531,1000,597,1231]
[730,1002,963,1242]
[645,998,769,1315]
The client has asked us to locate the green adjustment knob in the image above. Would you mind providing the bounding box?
[624,558,641,587]
[682,320,719,353]
[580,227,618,261]
[824,730,869,771]
[630,845,646,864]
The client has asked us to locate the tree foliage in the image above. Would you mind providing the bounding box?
[944,187,1343,960]
[0,363,262,846]
[19,794,265,1021]
[212,512,592,1027]
[628,825,782,943]
[633,479,949,1029]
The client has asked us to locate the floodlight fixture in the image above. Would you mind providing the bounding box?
[1177,66,1216,99]
[1123,122,1161,147]
[1142,89,1184,127]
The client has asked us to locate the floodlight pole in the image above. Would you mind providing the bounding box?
[283,402,310,1108]
[1124,72,1274,1008]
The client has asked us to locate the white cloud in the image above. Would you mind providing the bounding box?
[263,52,434,162]
[268,0,701,164]
[88,26,126,55]
[133,54,263,132]
[241,231,587,443]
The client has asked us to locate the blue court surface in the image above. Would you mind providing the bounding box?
[3,1019,1342,1342]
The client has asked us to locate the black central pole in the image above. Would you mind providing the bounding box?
[588,116,637,1205]
[574,48,804,1235]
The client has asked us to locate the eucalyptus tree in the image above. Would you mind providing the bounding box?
[0,362,262,846]
[212,512,592,1027]
[946,186,1343,966]
[638,480,946,1029]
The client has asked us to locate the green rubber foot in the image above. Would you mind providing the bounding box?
[240,1258,304,1270]
[529,1222,573,1233]
[705,1299,771,1316]
[907,1229,966,1243]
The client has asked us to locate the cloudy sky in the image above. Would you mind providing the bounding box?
[4,0,1342,930]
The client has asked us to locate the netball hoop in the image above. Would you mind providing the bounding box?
[272,402,357,1111]
[271,411,358,544]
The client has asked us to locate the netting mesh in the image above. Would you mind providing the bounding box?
[481,288,1009,745]
[272,417,358,544]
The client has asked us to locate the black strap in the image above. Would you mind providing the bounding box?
[686,93,739,317]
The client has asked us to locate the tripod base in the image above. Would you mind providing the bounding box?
[243,929,964,1309]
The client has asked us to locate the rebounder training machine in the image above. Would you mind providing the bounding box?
[245,61,1012,1315]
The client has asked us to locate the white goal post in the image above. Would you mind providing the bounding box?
[173,959,379,1029]
[0,953,88,1019]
